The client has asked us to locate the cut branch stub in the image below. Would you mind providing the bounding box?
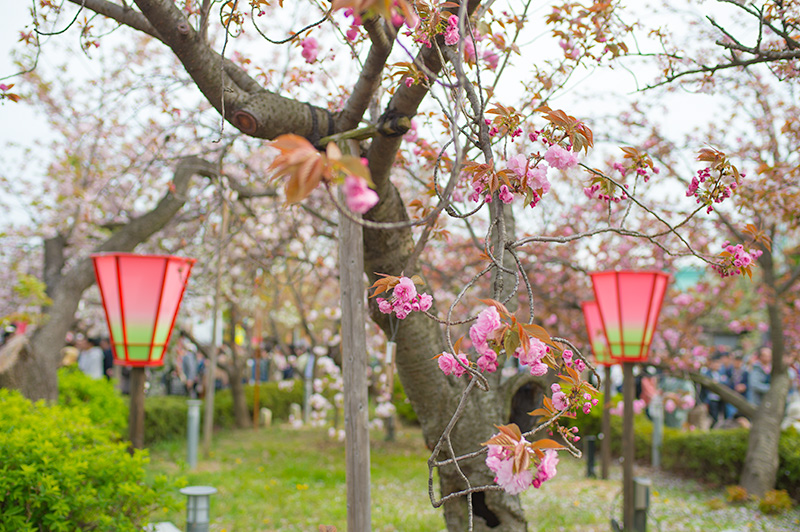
[377,112,411,137]
[231,92,336,142]
[232,110,258,135]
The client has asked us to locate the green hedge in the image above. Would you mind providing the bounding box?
[569,393,800,500]
[144,381,305,444]
[0,389,179,531]
[392,375,419,425]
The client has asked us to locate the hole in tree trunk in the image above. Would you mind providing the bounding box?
[509,382,544,433]
[472,491,501,528]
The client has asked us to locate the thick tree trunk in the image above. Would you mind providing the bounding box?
[740,245,788,497]
[364,182,527,530]
[0,157,216,402]
[740,371,789,496]
[228,364,251,429]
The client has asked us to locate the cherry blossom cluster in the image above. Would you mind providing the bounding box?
[610,399,647,416]
[551,381,598,416]
[483,425,559,494]
[376,276,433,319]
[686,167,741,214]
[469,145,581,208]
[460,28,500,70]
[300,38,318,63]
[712,242,763,278]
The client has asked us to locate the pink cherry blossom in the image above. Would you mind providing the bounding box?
[477,351,498,373]
[438,352,469,377]
[377,298,393,314]
[507,154,527,176]
[300,38,319,64]
[528,361,548,376]
[343,176,379,213]
[532,449,559,488]
[469,306,502,355]
[482,50,499,70]
[444,15,460,46]
[393,276,417,303]
[526,165,550,193]
[544,145,579,170]
[498,184,514,204]
[485,444,534,495]
[418,293,432,312]
[664,398,677,413]
[515,338,547,368]
[552,391,568,410]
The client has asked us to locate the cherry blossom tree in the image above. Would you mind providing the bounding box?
[2,0,764,529]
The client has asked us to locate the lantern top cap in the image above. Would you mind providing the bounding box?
[91,252,196,264]
[180,486,218,496]
[589,269,670,277]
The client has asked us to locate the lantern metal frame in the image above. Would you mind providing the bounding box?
[589,270,670,363]
[91,252,195,367]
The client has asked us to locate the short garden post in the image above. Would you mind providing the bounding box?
[187,399,202,469]
[180,486,217,532]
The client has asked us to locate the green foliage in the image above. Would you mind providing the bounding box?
[0,389,179,532]
[57,366,127,437]
[758,489,794,514]
[144,381,305,444]
[392,375,419,425]
[2,273,52,324]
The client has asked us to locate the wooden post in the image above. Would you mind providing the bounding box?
[203,199,228,456]
[338,188,372,532]
[253,350,261,429]
[129,366,146,451]
[601,366,612,480]
[622,362,635,531]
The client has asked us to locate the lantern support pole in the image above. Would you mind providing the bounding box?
[601,367,612,480]
[129,366,146,451]
[203,199,228,456]
[622,362,635,531]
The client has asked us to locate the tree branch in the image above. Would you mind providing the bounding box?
[649,362,756,419]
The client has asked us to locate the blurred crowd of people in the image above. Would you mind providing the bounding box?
[617,345,800,431]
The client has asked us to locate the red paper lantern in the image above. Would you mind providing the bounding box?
[92,253,195,367]
[581,301,613,366]
[589,271,670,363]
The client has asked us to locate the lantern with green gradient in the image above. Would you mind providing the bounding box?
[589,270,670,363]
[92,253,195,367]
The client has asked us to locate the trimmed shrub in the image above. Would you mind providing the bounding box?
[0,389,179,531]
[143,381,305,444]
[57,366,127,437]
[661,428,749,486]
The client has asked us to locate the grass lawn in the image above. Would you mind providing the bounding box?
[147,424,800,531]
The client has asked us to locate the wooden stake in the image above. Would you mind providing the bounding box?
[623,362,635,531]
[203,199,228,456]
[129,366,146,451]
[337,186,372,531]
[601,367,612,480]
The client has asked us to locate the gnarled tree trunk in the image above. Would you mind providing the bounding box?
[740,238,789,496]
[0,157,217,401]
